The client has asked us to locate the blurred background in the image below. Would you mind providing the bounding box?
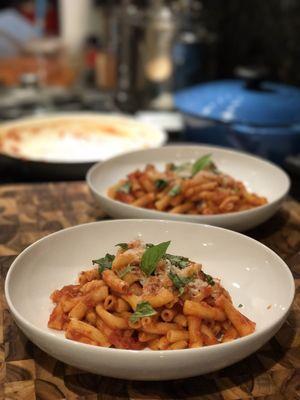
[0,0,299,194]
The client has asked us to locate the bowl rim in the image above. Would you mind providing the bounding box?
[0,112,167,164]
[5,219,295,357]
[86,144,291,221]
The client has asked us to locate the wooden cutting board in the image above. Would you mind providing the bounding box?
[0,182,299,400]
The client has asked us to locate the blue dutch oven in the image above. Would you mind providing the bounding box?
[175,78,300,164]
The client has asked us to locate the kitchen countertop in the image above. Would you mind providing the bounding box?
[0,181,299,400]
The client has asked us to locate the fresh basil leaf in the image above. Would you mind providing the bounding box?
[141,241,171,276]
[155,179,168,190]
[129,301,157,323]
[115,243,129,251]
[168,184,181,197]
[191,154,212,176]
[203,272,215,286]
[168,271,194,295]
[92,253,115,274]
[168,271,184,288]
[165,254,189,269]
[118,264,134,279]
[117,181,131,194]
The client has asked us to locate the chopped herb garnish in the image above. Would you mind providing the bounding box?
[164,254,189,269]
[146,243,154,248]
[191,154,212,176]
[155,179,168,190]
[118,264,134,279]
[141,241,171,276]
[115,243,129,251]
[168,271,194,296]
[168,184,181,197]
[92,253,115,274]
[203,273,215,286]
[238,304,243,308]
[117,181,131,194]
[129,301,157,323]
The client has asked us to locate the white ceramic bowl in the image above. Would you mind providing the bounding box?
[5,220,294,380]
[87,145,290,231]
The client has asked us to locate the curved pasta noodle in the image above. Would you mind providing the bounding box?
[168,340,188,350]
[121,294,141,310]
[85,285,109,306]
[122,272,141,286]
[201,324,218,346]
[183,300,226,321]
[103,295,117,311]
[166,330,189,343]
[187,316,203,348]
[115,298,130,313]
[138,332,159,343]
[173,314,187,328]
[69,301,88,320]
[80,279,105,294]
[157,336,169,350]
[86,310,97,326]
[216,295,256,337]
[102,270,129,294]
[66,319,110,347]
[143,288,174,308]
[112,251,138,271]
[142,322,178,335]
[95,305,128,330]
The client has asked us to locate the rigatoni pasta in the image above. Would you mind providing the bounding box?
[48,239,255,350]
[107,154,267,215]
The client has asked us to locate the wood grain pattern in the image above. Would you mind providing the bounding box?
[0,182,299,400]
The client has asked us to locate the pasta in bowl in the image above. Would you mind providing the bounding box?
[5,220,294,380]
[87,145,290,231]
[48,239,255,350]
[107,154,267,215]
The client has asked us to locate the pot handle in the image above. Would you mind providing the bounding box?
[234,66,268,91]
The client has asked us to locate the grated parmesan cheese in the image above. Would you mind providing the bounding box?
[187,278,208,296]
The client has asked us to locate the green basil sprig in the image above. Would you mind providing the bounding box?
[168,271,194,295]
[129,301,157,323]
[191,154,212,176]
[164,254,189,269]
[140,241,171,276]
[92,253,115,274]
[155,179,168,190]
[203,272,215,286]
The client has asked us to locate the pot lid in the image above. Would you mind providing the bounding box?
[175,79,300,126]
